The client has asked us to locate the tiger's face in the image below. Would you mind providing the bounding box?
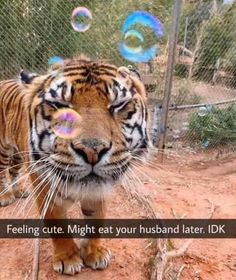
[28,58,149,197]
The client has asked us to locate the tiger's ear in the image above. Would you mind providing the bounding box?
[117,66,131,80]
[117,65,142,81]
[127,65,141,80]
[19,70,39,84]
[127,66,146,99]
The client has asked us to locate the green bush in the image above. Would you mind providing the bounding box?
[188,105,236,147]
[174,64,189,78]
[224,50,236,88]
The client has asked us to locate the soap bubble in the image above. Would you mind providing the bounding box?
[182,122,189,131]
[198,107,208,117]
[52,109,82,139]
[202,140,210,149]
[123,30,144,53]
[119,11,164,62]
[71,7,92,32]
[48,56,64,67]
[206,104,213,112]
[172,129,181,139]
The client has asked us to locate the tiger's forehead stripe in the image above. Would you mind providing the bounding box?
[92,70,116,77]
[42,67,139,105]
[62,63,117,76]
[63,72,90,78]
[62,63,117,72]
[62,70,117,79]
[41,62,119,95]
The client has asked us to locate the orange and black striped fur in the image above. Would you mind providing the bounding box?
[0,57,150,275]
[0,77,31,205]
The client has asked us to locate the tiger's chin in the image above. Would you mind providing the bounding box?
[60,174,117,203]
[52,167,123,186]
[78,173,106,185]
[37,165,124,203]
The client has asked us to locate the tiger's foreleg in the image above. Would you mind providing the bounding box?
[80,199,112,269]
[9,154,29,199]
[0,151,15,206]
[30,173,83,275]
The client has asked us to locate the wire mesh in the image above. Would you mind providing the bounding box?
[0,0,235,151]
[165,0,236,151]
[0,0,170,77]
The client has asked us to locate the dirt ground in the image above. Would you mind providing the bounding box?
[193,82,236,104]
[0,150,236,280]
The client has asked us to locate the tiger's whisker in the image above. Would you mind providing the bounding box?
[24,169,57,218]
[0,158,48,198]
[41,164,61,218]
[13,164,52,217]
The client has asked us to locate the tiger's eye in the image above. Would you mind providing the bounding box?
[51,108,82,139]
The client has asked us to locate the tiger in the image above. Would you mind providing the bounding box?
[0,56,150,275]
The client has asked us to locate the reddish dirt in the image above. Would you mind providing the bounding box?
[0,151,236,280]
[192,82,236,104]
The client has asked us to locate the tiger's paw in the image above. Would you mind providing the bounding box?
[80,242,112,270]
[13,187,30,198]
[0,191,16,207]
[53,247,84,275]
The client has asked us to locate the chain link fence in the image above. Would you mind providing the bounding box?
[0,0,236,152]
[0,0,170,76]
[165,0,236,151]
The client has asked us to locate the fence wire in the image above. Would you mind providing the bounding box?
[165,0,236,151]
[0,0,169,76]
[0,0,236,152]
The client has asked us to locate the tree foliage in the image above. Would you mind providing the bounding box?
[178,1,236,84]
[0,0,172,79]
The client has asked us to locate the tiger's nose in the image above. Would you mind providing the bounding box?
[71,139,111,165]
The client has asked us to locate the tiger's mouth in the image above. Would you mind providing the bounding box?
[48,165,127,185]
[32,152,130,185]
[52,167,106,184]
[78,172,106,184]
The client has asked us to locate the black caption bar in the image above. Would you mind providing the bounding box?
[0,219,235,239]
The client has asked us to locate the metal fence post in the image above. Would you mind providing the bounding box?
[158,0,182,150]
[183,16,188,55]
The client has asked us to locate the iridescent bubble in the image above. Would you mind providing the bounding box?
[182,122,189,131]
[119,11,164,62]
[52,109,82,139]
[173,129,181,139]
[198,107,208,117]
[123,30,144,53]
[48,56,64,67]
[71,7,92,32]
[206,104,213,112]
[202,140,210,149]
